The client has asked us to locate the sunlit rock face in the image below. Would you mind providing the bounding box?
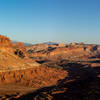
[0,35,12,47]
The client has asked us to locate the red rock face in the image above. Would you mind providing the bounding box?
[0,35,12,47]
[12,42,24,48]
[0,67,67,88]
[12,42,26,54]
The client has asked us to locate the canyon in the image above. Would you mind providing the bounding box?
[0,35,99,100]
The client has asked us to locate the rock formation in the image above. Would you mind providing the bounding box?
[0,35,12,47]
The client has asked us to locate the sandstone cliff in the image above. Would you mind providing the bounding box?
[0,35,12,47]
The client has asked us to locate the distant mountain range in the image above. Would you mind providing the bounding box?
[43,42,58,45]
[12,41,66,46]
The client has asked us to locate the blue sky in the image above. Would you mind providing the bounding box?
[0,0,100,44]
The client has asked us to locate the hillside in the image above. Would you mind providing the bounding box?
[0,35,99,100]
[0,35,67,100]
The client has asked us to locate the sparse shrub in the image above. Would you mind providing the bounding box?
[14,49,25,58]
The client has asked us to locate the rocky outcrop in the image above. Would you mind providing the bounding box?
[0,67,67,87]
[12,42,24,48]
[12,42,26,53]
[0,35,12,47]
[58,43,66,47]
[0,35,40,71]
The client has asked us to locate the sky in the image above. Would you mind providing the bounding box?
[0,0,100,44]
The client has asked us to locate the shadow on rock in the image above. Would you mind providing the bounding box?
[17,63,100,100]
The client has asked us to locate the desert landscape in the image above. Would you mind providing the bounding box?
[0,35,99,100]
